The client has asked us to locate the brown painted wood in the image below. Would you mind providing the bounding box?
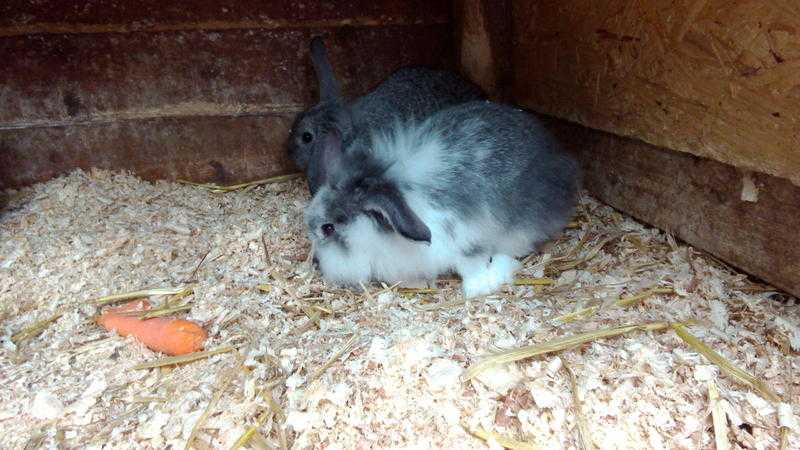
[0,1,449,36]
[453,0,512,100]
[542,117,800,298]
[0,26,452,125]
[0,2,455,189]
[1,115,294,189]
[512,0,800,187]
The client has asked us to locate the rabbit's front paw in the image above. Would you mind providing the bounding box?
[460,254,519,298]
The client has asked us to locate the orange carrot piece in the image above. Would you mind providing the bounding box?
[97,299,207,356]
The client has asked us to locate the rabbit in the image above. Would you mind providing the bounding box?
[304,100,580,298]
[287,37,484,194]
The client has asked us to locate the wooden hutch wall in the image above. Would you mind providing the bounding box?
[0,1,455,189]
[499,0,800,297]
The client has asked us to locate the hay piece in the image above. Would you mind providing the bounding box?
[562,362,594,450]
[185,351,246,450]
[513,277,554,286]
[11,312,62,344]
[191,438,216,450]
[117,302,192,319]
[228,426,256,450]
[708,381,730,450]
[397,278,551,297]
[290,307,321,335]
[308,305,333,315]
[466,427,540,450]
[412,297,470,311]
[91,286,193,307]
[250,431,277,450]
[359,282,375,302]
[554,287,674,323]
[301,306,321,327]
[780,427,790,450]
[306,334,359,385]
[184,249,211,283]
[464,322,673,381]
[167,285,195,302]
[130,396,166,403]
[374,281,403,295]
[132,346,235,370]
[185,370,237,450]
[397,287,439,296]
[259,388,286,423]
[178,173,302,193]
[671,324,780,403]
[412,291,503,311]
[138,304,192,319]
[550,235,617,272]
[21,430,45,450]
[565,233,591,259]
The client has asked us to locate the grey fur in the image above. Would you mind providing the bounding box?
[287,37,484,194]
[463,244,486,257]
[424,102,581,245]
[308,100,581,262]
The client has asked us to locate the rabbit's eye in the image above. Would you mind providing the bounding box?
[302,132,313,143]
[321,223,335,237]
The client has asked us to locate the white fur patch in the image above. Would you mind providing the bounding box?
[460,254,520,298]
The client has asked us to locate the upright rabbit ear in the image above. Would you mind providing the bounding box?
[310,37,341,102]
[365,185,431,243]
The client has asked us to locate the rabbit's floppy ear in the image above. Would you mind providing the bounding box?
[310,37,341,102]
[364,185,431,243]
[317,129,343,185]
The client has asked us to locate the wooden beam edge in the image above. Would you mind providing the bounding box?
[0,102,306,131]
[0,16,450,37]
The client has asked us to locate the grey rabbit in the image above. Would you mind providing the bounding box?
[288,37,484,193]
[304,101,581,298]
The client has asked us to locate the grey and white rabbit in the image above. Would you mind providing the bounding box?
[304,101,581,298]
[288,37,484,194]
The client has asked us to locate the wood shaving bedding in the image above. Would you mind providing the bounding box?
[0,169,798,450]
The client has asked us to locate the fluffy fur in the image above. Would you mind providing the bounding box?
[305,101,581,298]
[287,38,484,194]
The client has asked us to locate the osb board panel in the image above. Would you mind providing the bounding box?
[0,0,449,35]
[513,0,800,186]
[0,116,293,190]
[543,117,800,298]
[0,26,452,125]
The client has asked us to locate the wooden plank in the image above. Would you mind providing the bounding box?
[543,117,800,298]
[0,115,294,189]
[0,25,453,125]
[454,0,512,100]
[512,0,800,186]
[0,1,449,36]
[0,17,454,188]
